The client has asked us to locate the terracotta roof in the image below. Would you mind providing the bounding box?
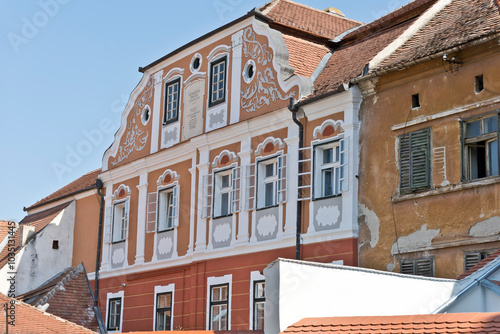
[311,18,416,98]
[457,248,500,280]
[130,332,262,334]
[17,263,100,332]
[0,293,97,333]
[283,313,500,334]
[281,33,330,77]
[260,0,361,40]
[378,0,500,71]
[26,169,100,211]
[0,202,71,269]
[0,220,15,241]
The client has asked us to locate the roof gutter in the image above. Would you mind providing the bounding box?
[432,256,500,313]
[351,32,500,86]
[139,9,272,73]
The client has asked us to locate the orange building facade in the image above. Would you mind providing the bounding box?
[95,4,362,332]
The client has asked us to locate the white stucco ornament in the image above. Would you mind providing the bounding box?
[158,237,173,255]
[112,248,125,265]
[213,223,231,243]
[316,205,340,227]
[257,214,278,237]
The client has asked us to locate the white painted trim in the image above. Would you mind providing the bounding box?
[206,274,232,330]
[113,184,131,200]
[255,137,285,155]
[105,290,124,333]
[157,169,180,186]
[368,0,454,71]
[212,150,238,167]
[163,67,185,82]
[153,283,175,331]
[249,271,265,330]
[190,53,203,73]
[207,45,231,61]
[313,119,344,139]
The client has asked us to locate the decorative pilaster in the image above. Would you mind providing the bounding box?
[230,30,244,125]
[150,70,164,154]
[134,173,148,265]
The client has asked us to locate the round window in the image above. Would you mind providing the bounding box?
[191,53,202,73]
[141,106,150,125]
[243,60,256,83]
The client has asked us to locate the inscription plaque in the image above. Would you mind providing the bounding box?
[182,79,205,141]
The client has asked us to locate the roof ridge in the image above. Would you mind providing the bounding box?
[34,264,85,308]
[260,0,280,15]
[279,0,363,24]
[0,293,96,333]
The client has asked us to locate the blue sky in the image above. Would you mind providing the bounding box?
[0,0,412,221]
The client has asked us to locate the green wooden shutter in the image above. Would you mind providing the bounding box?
[400,129,430,194]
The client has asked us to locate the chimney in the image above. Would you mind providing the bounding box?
[324,7,345,17]
[21,225,36,246]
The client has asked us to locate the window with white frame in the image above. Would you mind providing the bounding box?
[256,155,286,209]
[214,169,233,217]
[157,187,176,232]
[462,113,499,181]
[209,56,227,107]
[156,292,172,330]
[164,78,180,124]
[314,142,341,198]
[112,201,128,243]
[253,280,265,330]
[201,167,240,219]
[210,284,229,330]
[106,292,124,333]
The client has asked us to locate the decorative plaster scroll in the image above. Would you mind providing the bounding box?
[313,119,344,139]
[163,67,184,82]
[110,78,152,166]
[113,184,131,200]
[212,150,238,167]
[241,27,295,113]
[255,136,285,155]
[157,169,180,186]
[207,45,231,61]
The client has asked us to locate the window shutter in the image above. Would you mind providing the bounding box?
[172,185,180,227]
[245,163,256,210]
[400,129,430,194]
[277,155,287,203]
[232,167,241,213]
[103,207,112,243]
[201,174,213,218]
[400,260,414,275]
[339,137,348,193]
[415,258,433,277]
[298,147,312,201]
[465,252,481,271]
[146,192,157,233]
[123,200,130,239]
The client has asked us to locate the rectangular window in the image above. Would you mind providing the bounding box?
[253,281,265,330]
[400,258,434,277]
[314,143,340,198]
[399,128,431,194]
[209,56,227,107]
[462,114,499,181]
[107,298,122,332]
[155,292,172,331]
[158,188,175,232]
[214,170,233,217]
[256,156,286,209]
[210,284,229,330]
[164,78,180,124]
[112,201,128,243]
[464,250,494,271]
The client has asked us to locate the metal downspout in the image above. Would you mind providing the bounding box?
[289,98,303,260]
[94,178,105,308]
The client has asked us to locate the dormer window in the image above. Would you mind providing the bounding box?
[209,56,227,107]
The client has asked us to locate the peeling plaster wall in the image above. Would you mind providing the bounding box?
[6,201,76,295]
[358,41,500,278]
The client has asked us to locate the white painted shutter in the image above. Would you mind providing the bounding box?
[245,163,256,210]
[103,207,112,243]
[339,137,348,193]
[298,147,312,201]
[123,200,130,239]
[232,167,241,213]
[201,174,213,218]
[172,185,180,227]
[146,192,157,233]
[277,154,287,203]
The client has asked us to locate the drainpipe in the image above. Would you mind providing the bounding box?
[94,178,105,308]
[289,98,302,260]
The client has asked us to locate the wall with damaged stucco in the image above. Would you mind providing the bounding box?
[357,40,500,278]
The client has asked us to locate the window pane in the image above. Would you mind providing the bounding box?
[255,282,265,298]
[255,302,265,330]
[221,193,229,216]
[265,163,275,177]
[483,116,498,133]
[265,182,274,207]
[221,174,230,188]
[323,148,333,164]
[323,169,333,196]
[489,139,499,176]
[466,120,481,137]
